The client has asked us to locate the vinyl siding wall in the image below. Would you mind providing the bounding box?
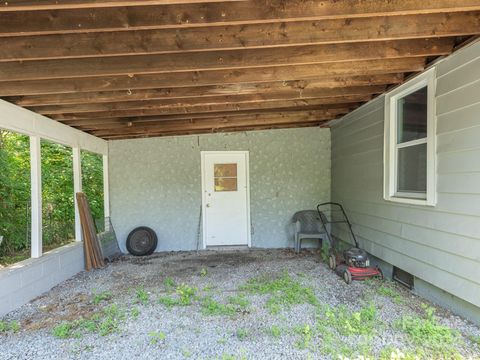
[331,41,480,309]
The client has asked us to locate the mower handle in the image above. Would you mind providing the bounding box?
[316,202,359,248]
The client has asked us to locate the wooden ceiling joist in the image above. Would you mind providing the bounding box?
[0,58,425,97]
[0,39,452,82]
[8,74,402,106]
[101,122,329,140]
[49,95,372,121]
[1,0,480,36]
[77,108,351,131]
[29,85,386,115]
[87,110,341,137]
[1,12,478,61]
[1,1,479,139]
[0,0,245,12]
[58,104,354,128]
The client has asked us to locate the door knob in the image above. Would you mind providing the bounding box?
[206,203,211,208]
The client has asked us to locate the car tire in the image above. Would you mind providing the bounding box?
[126,226,158,256]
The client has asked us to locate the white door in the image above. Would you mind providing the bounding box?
[201,151,250,247]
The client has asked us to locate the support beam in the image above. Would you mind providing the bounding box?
[50,95,371,121]
[72,147,82,242]
[88,109,343,137]
[1,1,480,36]
[29,135,42,258]
[1,12,478,61]
[58,103,356,128]
[0,58,425,96]
[29,85,386,115]
[0,0,244,12]
[101,121,329,140]
[8,74,402,106]
[0,39,452,81]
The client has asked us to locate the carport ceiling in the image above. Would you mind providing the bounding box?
[1,1,479,140]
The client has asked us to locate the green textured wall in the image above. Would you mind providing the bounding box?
[109,127,331,251]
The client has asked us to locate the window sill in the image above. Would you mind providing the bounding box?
[384,196,436,207]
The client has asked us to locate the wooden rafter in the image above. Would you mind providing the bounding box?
[0,39,453,81]
[1,0,480,36]
[0,58,425,96]
[7,74,402,106]
[1,12,478,61]
[49,96,372,121]
[0,0,246,12]
[57,103,354,125]
[101,122,330,140]
[87,110,342,137]
[28,85,386,115]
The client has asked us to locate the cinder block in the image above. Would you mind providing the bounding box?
[0,243,84,316]
[58,244,83,268]
[20,262,47,287]
[42,256,61,276]
[0,270,23,294]
[0,294,14,317]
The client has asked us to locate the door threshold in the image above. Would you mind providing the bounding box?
[206,245,249,251]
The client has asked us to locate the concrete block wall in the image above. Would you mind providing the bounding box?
[0,242,84,317]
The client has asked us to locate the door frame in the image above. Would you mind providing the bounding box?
[200,151,251,249]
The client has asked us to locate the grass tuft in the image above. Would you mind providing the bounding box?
[377,283,403,304]
[200,268,208,277]
[241,271,318,313]
[320,302,379,336]
[149,331,166,345]
[163,277,176,292]
[92,290,112,305]
[158,283,198,307]
[135,287,150,305]
[236,328,249,341]
[0,320,20,334]
[201,297,236,316]
[396,305,460,356]
[293,324,313,349]
[268,325,282,338]
[52,304,126,339]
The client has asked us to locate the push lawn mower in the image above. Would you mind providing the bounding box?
[317,202,383,284]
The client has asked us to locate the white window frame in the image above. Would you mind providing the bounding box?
[384,68,436,206]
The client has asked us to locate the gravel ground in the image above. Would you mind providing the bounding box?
[1,249,480,360]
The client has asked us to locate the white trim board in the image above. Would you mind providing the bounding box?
[0,99,108,251]
[0,99,107,155]
[383,68,437,207]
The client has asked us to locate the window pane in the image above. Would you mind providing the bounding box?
[397,143,427,194]
[397,86,427,144]
[214,163,237,192]
[214,177,237,192]
[214,163,237,177]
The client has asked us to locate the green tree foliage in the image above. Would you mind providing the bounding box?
[41,139,75,249]
[0,131,104,265]
[0,130,31,261]
[81,150,104,231]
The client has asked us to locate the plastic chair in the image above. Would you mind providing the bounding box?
[292,210,326,253]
